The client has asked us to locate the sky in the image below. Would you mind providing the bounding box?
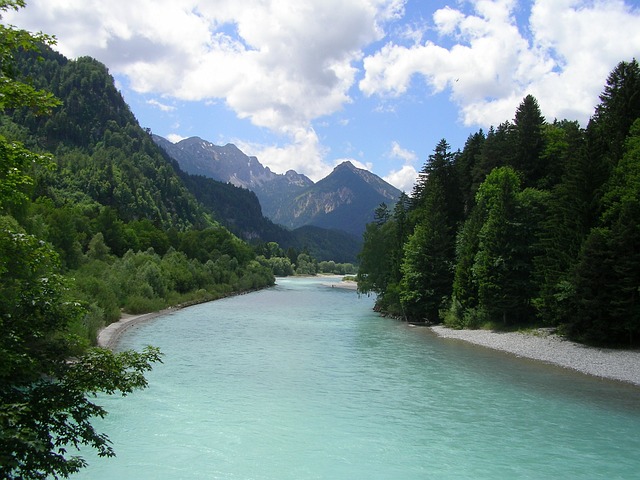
[6,0,640,192]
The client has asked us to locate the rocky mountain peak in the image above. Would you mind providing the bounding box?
[154,135,401,236]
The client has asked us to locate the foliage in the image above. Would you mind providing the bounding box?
[0,216,164,479]
[566,119,640,344]
[358,59,640,345]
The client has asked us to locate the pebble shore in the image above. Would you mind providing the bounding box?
[430,325,640,386]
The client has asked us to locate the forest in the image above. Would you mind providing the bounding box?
[358,59,640,347]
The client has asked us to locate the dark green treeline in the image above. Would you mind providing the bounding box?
[358,59,640,347]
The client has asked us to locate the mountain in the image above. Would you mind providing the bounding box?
[271,161,402,236]
[154,136,402,236]
[154,145,362,263]
[152,135,313,219]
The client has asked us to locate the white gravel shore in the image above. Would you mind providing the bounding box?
[98,310,173,349]
[430,325,640,386]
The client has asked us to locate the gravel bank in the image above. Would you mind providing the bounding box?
[97,310,174,349]
[430,325,640,386]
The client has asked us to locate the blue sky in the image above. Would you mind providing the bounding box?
[7,0,640,191]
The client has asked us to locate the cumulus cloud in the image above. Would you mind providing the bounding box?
[8,0,403,177]
[360,0,640,128]
[383,141,418,191]
[147,99,175,112]
[389,140,418,163]
[166,133,187,143]
[384,164,418,193]
[236,127,331,181]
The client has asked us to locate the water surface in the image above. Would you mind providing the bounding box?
[75,276,640,479]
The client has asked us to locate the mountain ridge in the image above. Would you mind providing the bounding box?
[154,136,402,236]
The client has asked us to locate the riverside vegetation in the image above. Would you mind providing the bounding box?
[0,2,355,478]
[358,59,640,347]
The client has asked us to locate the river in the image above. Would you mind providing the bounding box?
[74,276,640,479]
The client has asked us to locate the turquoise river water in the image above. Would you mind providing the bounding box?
[74,276,640,479]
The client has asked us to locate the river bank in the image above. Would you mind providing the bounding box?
[430,325,640,386]
[98,281,640,387]
[98,309,176,349]
[97,287,271,349]
[97,276,353,348]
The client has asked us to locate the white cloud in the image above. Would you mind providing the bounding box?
[9,0,400,133]
[360,0,640,128]
[389,140,418,163]
[147,99,175,112]
[384,141,418,191]
[236,127,331,181]
[384,165,417,193]
[7,0,403,178]
[166,133,186,143]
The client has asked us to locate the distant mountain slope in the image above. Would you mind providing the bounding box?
[174,170,362,263]
[153,135,313,219]
[154,136,402,236]
[10,48,205,230]
[273,161,402,236]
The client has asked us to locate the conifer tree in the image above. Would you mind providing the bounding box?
[472,167,537,325]
[568,119,640,344]
[591,59,640,165]
[456,130,485,215]
[401,180,453,322]
[512,95,547,187]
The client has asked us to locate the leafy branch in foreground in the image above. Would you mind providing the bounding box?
[0,3,163,477]
[0,217,163,479]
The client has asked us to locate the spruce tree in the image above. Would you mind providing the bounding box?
[568,119,640,345]
[512,95,547,187]
[401,180,453,322]
[472,167,537,326]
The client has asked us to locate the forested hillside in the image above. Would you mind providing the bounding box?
[2,39,277,345]
[358,60,640,347]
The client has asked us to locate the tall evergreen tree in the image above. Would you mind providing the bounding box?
[472,167,537,326]
[471,122,515,191]
[591,58,640,166]
[401,180,453,322]
[447,205,486,328]
[534,124,591,325]
[567,119,640,345]
[456,130,485,215]
[512,95,547,187]
[390,192,411,284]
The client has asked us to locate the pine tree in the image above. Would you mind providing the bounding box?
[401,180,453,322]
[512,95,547,187]
[568,119,640,345]
[591,59,640,165]
[456,130,485,215]
[472,167,537,326]
[448,205,485,327]
[471,122,515,191]
[534,125,591,326]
